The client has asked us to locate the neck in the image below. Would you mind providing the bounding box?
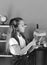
[17,31,21,36]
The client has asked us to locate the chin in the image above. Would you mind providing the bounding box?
[21,31,24,33]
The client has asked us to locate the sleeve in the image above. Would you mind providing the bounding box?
[9,38,18,46]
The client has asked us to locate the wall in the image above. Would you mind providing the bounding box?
[0,1,47,65]
[0,0,47,41]
[0,0,47,27]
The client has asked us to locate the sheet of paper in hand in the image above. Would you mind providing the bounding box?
[33,31,46,45]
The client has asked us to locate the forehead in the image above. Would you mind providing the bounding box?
[19,20,24,25]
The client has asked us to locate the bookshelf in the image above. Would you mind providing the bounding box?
[0,25,10,55]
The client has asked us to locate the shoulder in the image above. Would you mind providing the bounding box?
[9,38,18,45]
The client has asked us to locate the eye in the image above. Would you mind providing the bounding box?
[22,25,25,27]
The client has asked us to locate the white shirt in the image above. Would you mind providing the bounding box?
[9,35,26,55]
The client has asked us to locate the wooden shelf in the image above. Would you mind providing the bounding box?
[0,25,9,27]
[0,55,12,57]
[0,40,6,42]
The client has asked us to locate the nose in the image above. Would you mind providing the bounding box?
[24,24,27,27]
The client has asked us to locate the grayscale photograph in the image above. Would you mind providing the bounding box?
[0,0,47,65]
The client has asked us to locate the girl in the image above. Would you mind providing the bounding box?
[8,17,37,65]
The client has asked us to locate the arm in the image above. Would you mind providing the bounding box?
[11,44,27,55]
[9,38,27,55]
[20,38,36,54]
[9,38,36,55]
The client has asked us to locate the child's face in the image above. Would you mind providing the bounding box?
[18,20,27,33]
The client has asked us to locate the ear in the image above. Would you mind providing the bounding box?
[16,27,19,31]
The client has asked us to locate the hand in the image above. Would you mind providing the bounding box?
[33,45,39,49]
[38,37,45,45]
[44,43,47,47]
[32,38,37,45]
[35,46,39,49]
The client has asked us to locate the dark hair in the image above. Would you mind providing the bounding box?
[9,17,23,28]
